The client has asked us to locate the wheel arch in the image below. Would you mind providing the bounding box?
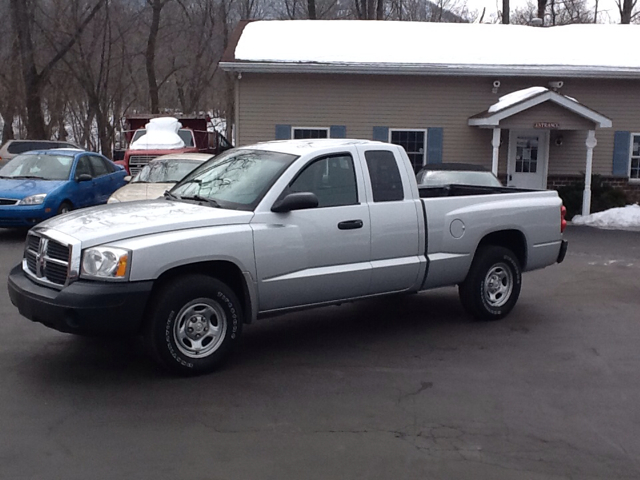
[150,260,254,325]
[474,229,527,270]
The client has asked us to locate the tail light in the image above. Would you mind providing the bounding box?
[560,205,567,233]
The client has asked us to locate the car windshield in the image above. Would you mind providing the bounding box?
[133,159,203,183]
[0,153,73,180]
[170,149,298,210]
[417,170,502,187]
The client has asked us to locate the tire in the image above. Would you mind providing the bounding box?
[459,245,522,321]
[57,201,72,215]
[143,274,243,375]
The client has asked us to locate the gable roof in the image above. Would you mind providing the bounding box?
[468,87,612,128]
[221,20,640,78]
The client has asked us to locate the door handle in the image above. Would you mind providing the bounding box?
[338,220,363,230]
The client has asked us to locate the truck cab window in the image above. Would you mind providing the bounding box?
[289,154,357,207]
[365,150,404,202]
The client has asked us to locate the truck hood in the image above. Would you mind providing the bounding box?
[38,199,254,247]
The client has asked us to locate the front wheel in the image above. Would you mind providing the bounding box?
[143,275,243,375]
[459,246,522,321]
[57,201,72,215]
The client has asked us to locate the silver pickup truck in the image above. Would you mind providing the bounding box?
[8,139,568,374]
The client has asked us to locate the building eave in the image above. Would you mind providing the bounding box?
[219,61,640,79]
[468,91,612,128]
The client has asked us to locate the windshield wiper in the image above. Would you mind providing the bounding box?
[179,195,220,208]
[12,175,45,180]
[163,191,181,201]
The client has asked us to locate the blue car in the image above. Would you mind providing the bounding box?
[0,149,127,227]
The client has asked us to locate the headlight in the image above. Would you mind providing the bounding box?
[81,246,130,280]
[17,194,47,205]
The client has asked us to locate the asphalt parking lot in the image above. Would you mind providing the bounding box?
[1,225,639,480]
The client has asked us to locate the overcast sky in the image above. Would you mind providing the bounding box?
[464,0,622,23]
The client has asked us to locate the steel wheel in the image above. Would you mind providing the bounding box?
[483,262,514,308]
[173,298,228,359]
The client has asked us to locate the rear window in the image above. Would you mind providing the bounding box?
[7,141,76,154]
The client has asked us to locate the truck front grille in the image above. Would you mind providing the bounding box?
[129,154,158,176]
[24,233,72,287]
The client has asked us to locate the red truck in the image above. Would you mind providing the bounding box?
[114,115,232,175]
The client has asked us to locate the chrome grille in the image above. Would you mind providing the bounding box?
[0,198,18,205]
[128,154,158,176]
[24,233,71,286]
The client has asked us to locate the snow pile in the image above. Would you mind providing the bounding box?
[488,87,548,113]
[130,117,185,150]
[572,204,640,230]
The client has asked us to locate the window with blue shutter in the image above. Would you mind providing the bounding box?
[275,124,292,140]
[612,131,631,177]
[372,127,389,142]
[427,127,443,165]
[330,125,347,138]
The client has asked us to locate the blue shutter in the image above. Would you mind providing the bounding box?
[330,125,347,138]
[427,127,443,165]
[275,124,292,140]
[372,126,389,142]
[612,131,631,177]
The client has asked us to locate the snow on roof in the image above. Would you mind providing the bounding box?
[229,21,640,75]
[572,204,640,230]
[488,87,549,113]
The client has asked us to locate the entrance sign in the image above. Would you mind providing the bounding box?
[534,122,559,129]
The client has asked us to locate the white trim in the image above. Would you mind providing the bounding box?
[469,91,612,129]
[220,62,640,79]
[389,128,427,168]
[630,133,640,180]
[292,127,330,139]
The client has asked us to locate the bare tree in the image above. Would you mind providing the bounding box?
[502,0,510,23]
[617,0,639,23]
[9,0,106,139]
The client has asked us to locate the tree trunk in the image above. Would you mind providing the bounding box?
[537,0,547,20]
[146,0,164,114]
[502,0,510,23]
[619,0,634,23]
[307,0,317,18]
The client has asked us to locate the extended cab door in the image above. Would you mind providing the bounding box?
[357,145,425,294]
[251,150,371,312]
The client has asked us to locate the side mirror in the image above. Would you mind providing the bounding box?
[76,174,92,182]
[271,192,319,213]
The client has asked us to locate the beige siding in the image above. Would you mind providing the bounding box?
[237,73,640,178]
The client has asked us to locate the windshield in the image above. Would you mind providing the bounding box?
[0,153,73,180]
[170,149,298,210]
[417,170,502,187]
[133,159,203,183]
[131,128,195,147]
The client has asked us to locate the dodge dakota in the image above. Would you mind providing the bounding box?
[8,139,568,374]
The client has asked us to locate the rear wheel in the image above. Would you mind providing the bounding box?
[143,274,243,375]
[57,201,72,215]
[459,246,522,321]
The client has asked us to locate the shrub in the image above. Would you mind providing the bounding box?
[556,175,628,219]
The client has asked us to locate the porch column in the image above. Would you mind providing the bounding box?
[491,127,501,176]
[582,130,597,216]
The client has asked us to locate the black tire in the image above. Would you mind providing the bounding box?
[459,245,522,321]
[143,274,243,375]
[57,201,72,215]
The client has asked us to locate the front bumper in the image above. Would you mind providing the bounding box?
[8,264,154,336]
[0,205,49,227]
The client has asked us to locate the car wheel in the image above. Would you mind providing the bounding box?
[143,274,243,375]
[57,201,72,215]
[458,245,522,321]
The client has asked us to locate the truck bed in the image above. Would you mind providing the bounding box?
[419,184,531,198]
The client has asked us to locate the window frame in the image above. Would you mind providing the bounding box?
[629,133,640,182]
[291,127,331,140]
[388,128,428,172]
